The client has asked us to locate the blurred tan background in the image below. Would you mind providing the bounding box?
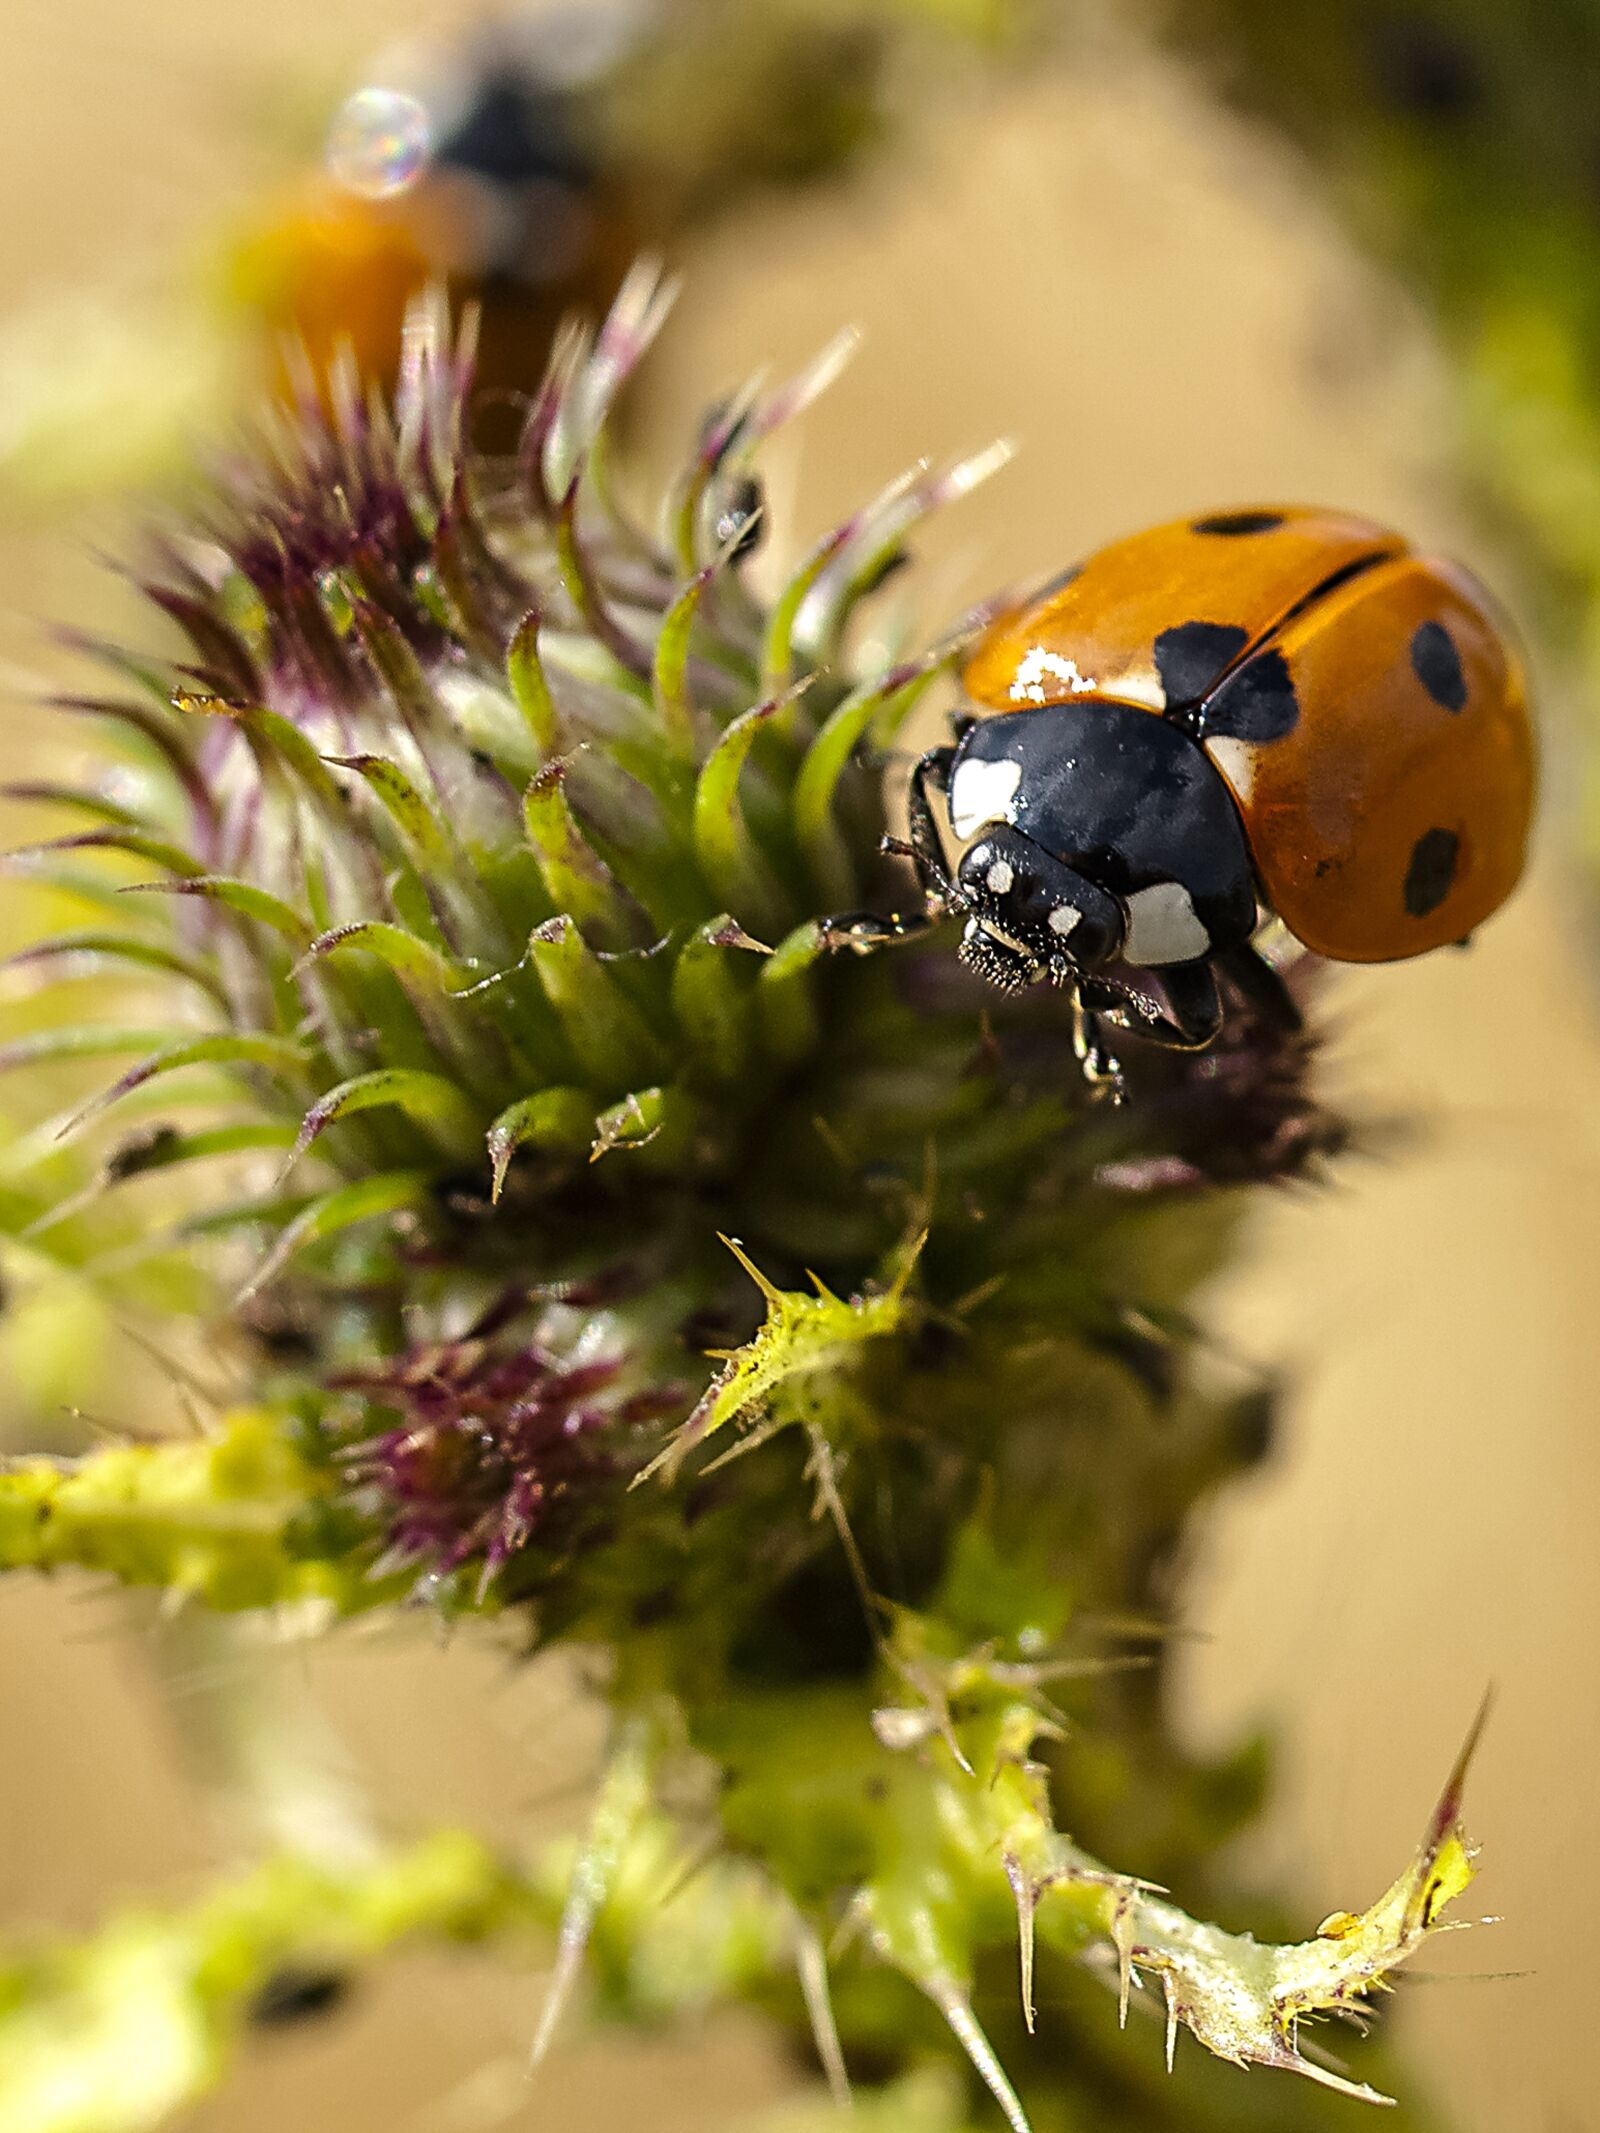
[0,3,1596,2128]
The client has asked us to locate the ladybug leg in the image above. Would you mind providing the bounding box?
[822,906,940,952]
[903,745,958,905]
[1158,960,1226,1046]
[1071,986,1127,1103]
[821,747,959,953]
[1215,941,1303,1036]
[1088,960,1224,1052]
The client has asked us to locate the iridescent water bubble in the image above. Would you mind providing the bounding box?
[326,87,432,201]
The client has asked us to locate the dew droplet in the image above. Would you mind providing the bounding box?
[326,86,432,201]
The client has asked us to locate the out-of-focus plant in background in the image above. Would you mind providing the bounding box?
[0,0,1022,508]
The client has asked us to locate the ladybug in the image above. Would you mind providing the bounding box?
[836,505,1535,1088]
[239,14,641,412]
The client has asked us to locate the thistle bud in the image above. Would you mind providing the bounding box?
[0,274,1425,2133]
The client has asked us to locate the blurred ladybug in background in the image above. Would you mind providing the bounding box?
[228,1,890,422]
[231,8,643,412]
[839,506,1535,1091]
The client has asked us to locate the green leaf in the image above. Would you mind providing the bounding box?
[693,702,796,943]
[21,1121,298,1234]
[236,1170,430,1301]
[0,1027,182,1073]
[122,1117,294,1168]
[651,568,715,759]
[522,761,639,947]
[793,662,941,905]
[297,922,464,994]
[670,917,766,1081]
[410,562,459,636]
[284,1069,481,1175]
[179,1189,318,1241]
[110,1121,296,1173]
[228,705,346,816]
[759,522,853,702]
[1,781,151,831]
[11,828,206,880]
[485,1084,593,1200]
[325,752,459,871]
[61,1034,308,1138]
[2,930,225,1001]
[530,1712,660,2067]
[561,765,694,933]
[757,922,826,1064]
[810,446,1011,673]
[348,593,444,731]
[530,632,683,805]
[120,876,313,945]
[589,1084,694,1166]
[526,917,667,1092]
[50,693,215,831]
[172,692,345,816]
[0,857,140,917]
[554,474,650,681]
[66,634,180,708]
[506,610,560,756]
[641,1235,920,1481]
[431,476,519,666]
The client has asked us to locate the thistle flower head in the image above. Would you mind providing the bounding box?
[336,1284,681,1595]
[1091,959,1344,1192]
[0,266,1467,2133]
[5,264,1342,1594]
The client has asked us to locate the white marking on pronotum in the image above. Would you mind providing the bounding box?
[985,859,1015,895]
[948,756,1022,839]
[1121,881,1211,966]
[1048,904,1081,937]
[1008,647,1100,704]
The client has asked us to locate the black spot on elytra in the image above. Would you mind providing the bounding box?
[1410,619,1467,711]
[1404,827,1460,917]
[1153,620,1249,709]
[1200,646,1300,743]
[1191,509,1287,537]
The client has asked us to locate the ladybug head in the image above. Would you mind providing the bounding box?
[953,827,1125,991]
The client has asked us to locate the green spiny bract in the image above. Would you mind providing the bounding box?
[0,270,1453,2133]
